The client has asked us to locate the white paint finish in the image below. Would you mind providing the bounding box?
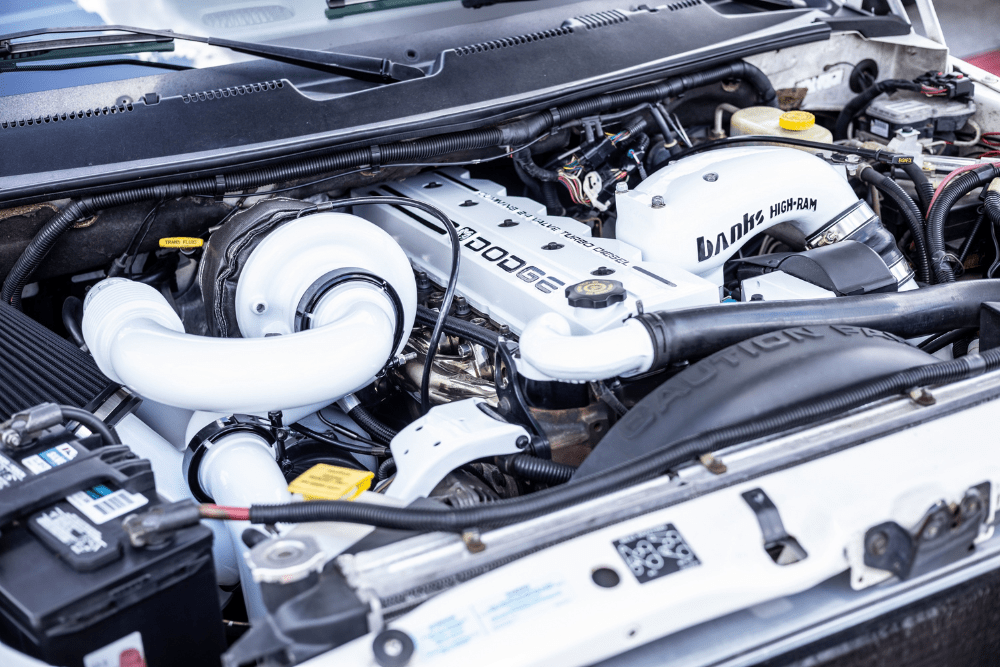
[313,394,1000,667]
[615,147,861,277]
[387,399,528,503]
[83,278,397,413]
[740,271,836,302]
[353,169,719,336]
[518,313,655,382]
[234,212,416,352]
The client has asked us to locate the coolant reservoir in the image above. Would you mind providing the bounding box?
[730,108,833,143]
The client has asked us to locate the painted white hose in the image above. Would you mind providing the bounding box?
[83,278,396,413]
[196,430,293,620]
[519,313,655,382]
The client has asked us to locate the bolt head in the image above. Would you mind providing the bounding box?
[651,195,666,209]
[615,182,628,193]
[0,430,20,448]
[703,172,719,182]
[867,530,889,556]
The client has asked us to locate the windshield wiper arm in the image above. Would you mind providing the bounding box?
[0,25,425,83]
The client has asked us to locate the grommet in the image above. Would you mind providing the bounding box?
[372,629,415,667]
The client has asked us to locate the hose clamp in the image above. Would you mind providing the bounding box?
[806,201,877,249]
[184,415,276,503]
[294,267,406,357]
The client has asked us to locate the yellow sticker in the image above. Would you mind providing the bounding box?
[287,464,374,501]
[158,237,204,249]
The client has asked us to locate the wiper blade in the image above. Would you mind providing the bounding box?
[0,25,425,83]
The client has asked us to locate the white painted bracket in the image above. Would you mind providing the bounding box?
[386,399,529,503]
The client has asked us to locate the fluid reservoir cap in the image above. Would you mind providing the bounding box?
[778,110,816,131]
[565,279,626,309]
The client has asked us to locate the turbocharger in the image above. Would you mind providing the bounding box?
[83,202,416,415]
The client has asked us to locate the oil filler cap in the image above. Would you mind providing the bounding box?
[565,279,626,309]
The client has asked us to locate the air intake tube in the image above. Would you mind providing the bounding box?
[82,211,416,414]
[519,280,1000,382]
[615,146,915,289]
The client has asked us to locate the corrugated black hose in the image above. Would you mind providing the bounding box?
[246,349,998,531]
[414,305,499,349]
[900,161,935,215]
[506,454,576,484]
[926,164,1000,283]
[348,405,398,446]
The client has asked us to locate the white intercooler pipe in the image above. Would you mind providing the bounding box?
[83,279,396,414]
[82,212,416,415]
[524,146,916,382]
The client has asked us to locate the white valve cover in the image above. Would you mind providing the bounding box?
[352,169,719,335]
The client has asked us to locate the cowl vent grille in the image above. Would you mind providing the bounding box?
[181,80,284,103]
[454,27,573,56]
[1,101,134,131]
[568,10,629,29]
[667,0,702,11]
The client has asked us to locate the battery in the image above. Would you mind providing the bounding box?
[0,425,225,667]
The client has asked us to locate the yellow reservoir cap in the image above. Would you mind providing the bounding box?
[778,111,816,131]
[159,237,204,249]
[288,463,374,501]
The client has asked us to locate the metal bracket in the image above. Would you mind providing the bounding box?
[864,482,991,580]
[386,398,530,503]
[742,488,808,566]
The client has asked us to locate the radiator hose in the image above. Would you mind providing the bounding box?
[520,280,1000,382]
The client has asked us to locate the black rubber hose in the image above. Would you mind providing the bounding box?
[926,164,1000,283]
[246,349,997,531]
[61,406,119,447]
[958,206,986,264]
[918,327,978,354]
[834,79,922,140]
[288,423,385,456]
[349,405,398,445]
[377,457,396,482]
[858,167,931,284]
[634,280,1000,369]
[507,455,575,484]
[61,296,86,348]
[900,161,935,215]
[415,305,500,349]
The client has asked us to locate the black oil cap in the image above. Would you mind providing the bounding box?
[565,279,626,309]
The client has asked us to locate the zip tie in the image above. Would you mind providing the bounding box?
[370,145,382,174]
[214,175,226,202]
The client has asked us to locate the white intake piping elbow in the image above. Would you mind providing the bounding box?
[519,313,655,382]
[83,278,397,413]
[82,211,416,415]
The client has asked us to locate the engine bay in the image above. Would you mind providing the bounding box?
[4,6,1000,665]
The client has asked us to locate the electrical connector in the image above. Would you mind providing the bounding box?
[121,500,202,548]
[915,71,975,100]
